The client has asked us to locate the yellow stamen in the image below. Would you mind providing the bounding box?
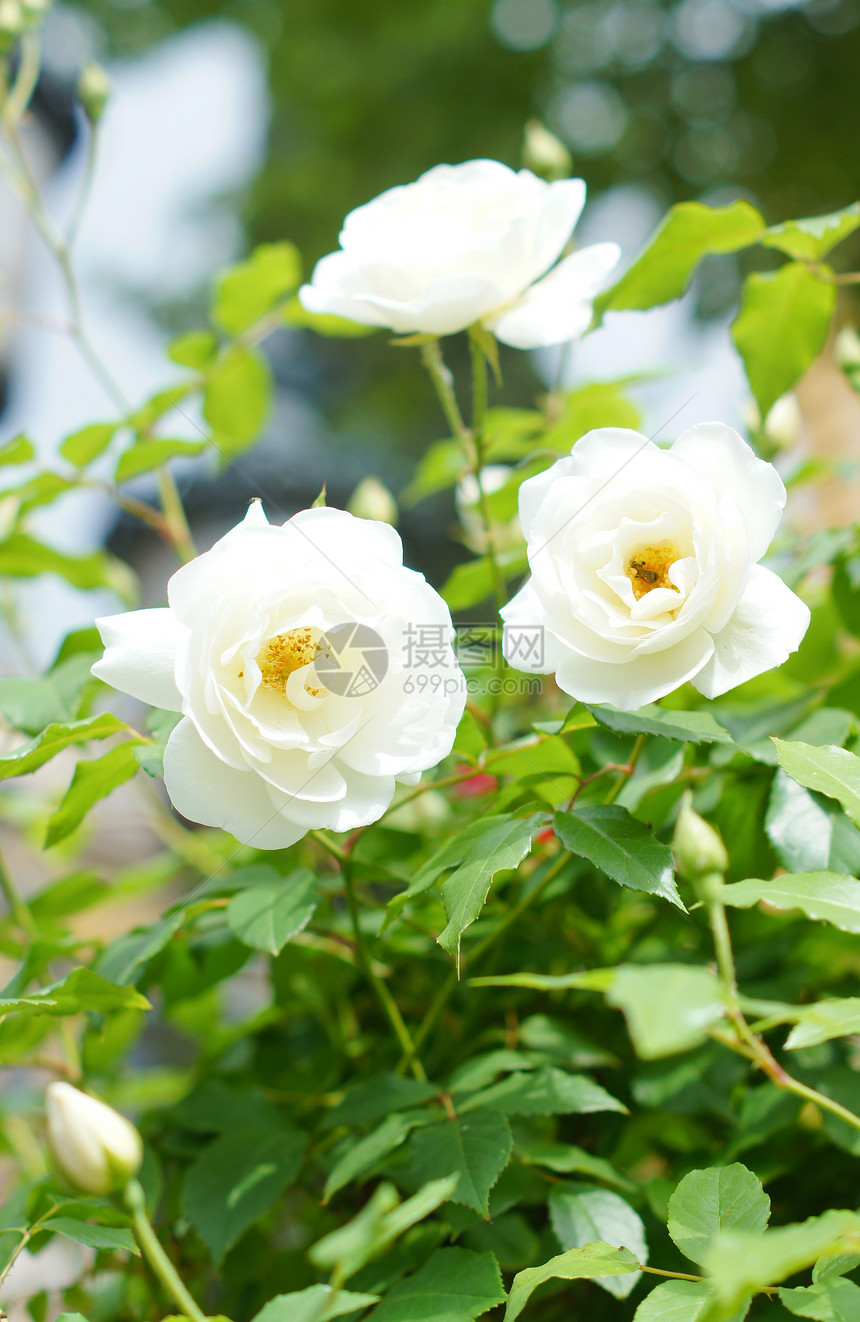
[626,543,680,601]
[256,627,323,690]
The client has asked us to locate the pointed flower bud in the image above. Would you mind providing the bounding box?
[348,476,398,525]
[45,1081,143,1195]
[673,791,729,884]
[77,61,111,124]
[523,120,572,181]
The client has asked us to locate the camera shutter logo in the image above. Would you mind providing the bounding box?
[314,623,389,697]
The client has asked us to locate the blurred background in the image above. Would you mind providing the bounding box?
[1,0,860,654]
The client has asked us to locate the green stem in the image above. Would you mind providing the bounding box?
[640,1265,705,1283]
[402,851,570,1071]
[468,331,506,621]
[342,860,428,1082]
[124,1179,207,1322]
[157,468,197,563]
[419,340,471,447]
[707,894,860,1135]
[0,848,37,937]
[2,31,41,127]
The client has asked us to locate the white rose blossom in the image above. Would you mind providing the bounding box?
[298,159,620,349]
[501,424,810,710]
[93,503,466,848]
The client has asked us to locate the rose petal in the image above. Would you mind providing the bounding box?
[163,718,308,848]
[693,564,810,699]
[555,628,715,710]
[672,422,786,562]
[92,608,183,711]
[487,242,620,349]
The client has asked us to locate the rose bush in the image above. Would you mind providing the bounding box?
[298,158,620,348]
[501,423,810,709]
[94,502,465,847]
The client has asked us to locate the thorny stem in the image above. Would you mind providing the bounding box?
[124,1180,207,1322]
[419,340,471,446]
[707,892,860,1135]
[342,857,428,1082]
[401,850,571,1073]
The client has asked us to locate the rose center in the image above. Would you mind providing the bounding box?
[255,627,324,691]
[626,543,681,601]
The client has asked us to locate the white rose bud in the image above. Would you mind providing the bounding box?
[673,792,729,884]
[835,326,860,372]
[46,1082,143,1195]
[502,423,810,709]
[77,61,111,124]
[299,159,619,350]
[523,120,572,181]
[348,476,398,525]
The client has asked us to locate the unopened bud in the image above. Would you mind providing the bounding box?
[763,393,801,452]
[835,326,860,373]
[523,120,572,181]
[348,476,398,525]
[673,791,729,884]
[46,1081,142,1195]
[0,0,23,41]
[77,61,111,124]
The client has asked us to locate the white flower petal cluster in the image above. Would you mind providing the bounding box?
[94,503,465,848]
[299,159,619,349]
[46,1082,142,1195]
[502,424,810,711]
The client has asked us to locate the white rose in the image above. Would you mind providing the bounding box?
[501,424,810,710]
[93,503,466,848]
[46,1082,143,1195]
[298,159,620,349]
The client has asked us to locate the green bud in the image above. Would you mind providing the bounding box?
[348,476,398,525]
[673,791,729,883]
[77,60,111,124]
[523,120,572,181]
[835,326,860,373]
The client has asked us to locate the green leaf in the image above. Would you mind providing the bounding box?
[554,805,683,909]
[202,346,271,457]
[549,1186,647,1299]
[323,1074,440,1130]
[586,703,733,745]
[633,1281,750,1322]
[0,534,134,598]
[128,382,194,432]
[441,547,528,611]
[182,1122,306,1263]
[309,1177,457,1280]
[595,200,764,315]
[369,1247,505,1322]
[226,868,318,955]
[401,438,468,505]
[667,1164,770,1267]
[323,1112,425,1203]
[0,432,35,466]
[458,1066,625,1117]
[0,713,126,781]
[250,1286,380,1322]
[0,651,100,736]
[814,1254,860,1285]
[281,294,377,338]
[0,967,150,1018]
[516,1138,634,1192]
[115,438,206,483]
[731,263,837,417]
[60,422,117,468]
[721,872,860,934]
[410,1109,512,1217]
[45,742,142,847]
[44,1217,139,1255]
[761,203,860,262]
[167,329,219,369]
[766,770,833,873]
[213,243,303,335]
[436,814,542,965]
[704,1210,860,1310]
[785,999,860,1049]
[773,740,860,829]
[505,1243,639,1321]
[607,964,725,1058]
[780,1278,860,1320]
